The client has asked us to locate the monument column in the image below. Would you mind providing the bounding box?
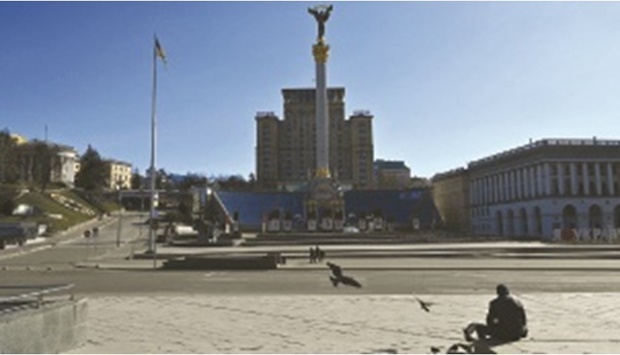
[313,41,330,178]
[309,4,333,179]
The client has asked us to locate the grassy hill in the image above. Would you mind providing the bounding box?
[0,185,119,234]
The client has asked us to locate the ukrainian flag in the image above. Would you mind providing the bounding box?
[155,37,167,65]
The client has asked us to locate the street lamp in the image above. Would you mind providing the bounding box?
[116,179,123,247]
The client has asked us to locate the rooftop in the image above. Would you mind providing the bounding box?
[468,138,620,168]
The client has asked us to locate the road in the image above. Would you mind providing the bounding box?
[2,265,620,297]
[0,212,147,270]
[2,217,620,297]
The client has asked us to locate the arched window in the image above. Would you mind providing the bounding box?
[563,205,578,229]
[589,204,603,229]
[496,211,504,236]
[614,205,620,228]
[507,209,515,236]
[519,208,528,236]
[533,207,543,236]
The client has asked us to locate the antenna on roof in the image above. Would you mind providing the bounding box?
[45,124,48,142]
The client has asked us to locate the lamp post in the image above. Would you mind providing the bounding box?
[116,179,123,247]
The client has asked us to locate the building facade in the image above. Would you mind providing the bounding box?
[104,159,132,190]
[431,168,470,233]
[374,159,411,189]
[256,87,374,190]
[466,138,620,239]
[17,140,79,187]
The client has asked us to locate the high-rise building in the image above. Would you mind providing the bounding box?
[255,87,374,190]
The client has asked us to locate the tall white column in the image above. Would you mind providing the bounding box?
[595,162,602,195]
[537,164,544,197]
[485,177,490,204]
[516,169,522,199]
[583,162,590,195]
[312,40,330,178]
[315,57,329,176]
[608,163,615,196]
[524,167,530,198]
[557,162,565,196]
[570,163,578,195]
[507,171,513,200]
[489,176,494,203]
[474,179,478,205]
[529,166,536,198]
[493,175,499,203]
[544,163,551,195]
[500,172,505,201]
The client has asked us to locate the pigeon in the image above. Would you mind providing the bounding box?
[326,262,362,288]
[414,296,434,312]
[446,343,473,354]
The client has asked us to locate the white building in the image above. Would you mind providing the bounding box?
[468,138,620,240]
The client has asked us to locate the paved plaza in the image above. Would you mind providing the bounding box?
[68,293,620,354]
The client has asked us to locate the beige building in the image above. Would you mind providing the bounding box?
[256,87,374,190]
[104,159,132,190]
[374,159,411,189]
[17,140,79,187]
[431,168,470,233]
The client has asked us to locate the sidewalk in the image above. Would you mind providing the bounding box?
[67,293,620,354]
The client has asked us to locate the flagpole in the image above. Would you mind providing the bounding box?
[149,35,158,268]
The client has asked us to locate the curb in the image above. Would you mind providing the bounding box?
[69,262,620,272]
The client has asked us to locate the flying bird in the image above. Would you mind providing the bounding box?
[326,262,362,288]
[414,296,435,312]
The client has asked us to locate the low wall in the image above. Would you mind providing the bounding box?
[0,298,88,354]
[163,254,279,270]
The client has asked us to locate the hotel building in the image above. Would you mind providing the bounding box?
[255,87,374,190]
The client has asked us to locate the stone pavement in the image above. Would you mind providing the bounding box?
[68,293,620,354]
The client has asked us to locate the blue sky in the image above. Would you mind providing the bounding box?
[3,2,620,179]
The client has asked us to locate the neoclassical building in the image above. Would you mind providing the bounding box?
[467,138,620,238]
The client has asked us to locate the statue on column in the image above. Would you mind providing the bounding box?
[308,4,333,42]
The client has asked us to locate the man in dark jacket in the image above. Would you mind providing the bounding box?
[464,284,528,342]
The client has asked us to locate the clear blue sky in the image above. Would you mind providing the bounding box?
[3,2,620,179]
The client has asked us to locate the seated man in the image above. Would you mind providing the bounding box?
[464,284,528,343]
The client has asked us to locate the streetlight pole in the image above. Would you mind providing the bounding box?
[116,183,122,247]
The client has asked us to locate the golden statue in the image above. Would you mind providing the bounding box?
[308,4,333,42]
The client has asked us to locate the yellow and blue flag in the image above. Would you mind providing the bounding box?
[155,37,167,66]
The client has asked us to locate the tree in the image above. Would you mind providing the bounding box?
[130,168,143,189]
[176,173,208,191]
[32,141,60,192]
[155,168,172,190]
[75,145,107,191]
[14,140,60,192]
[212,174,251,191]
[248,173,257,191]
[0,129,19,183]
